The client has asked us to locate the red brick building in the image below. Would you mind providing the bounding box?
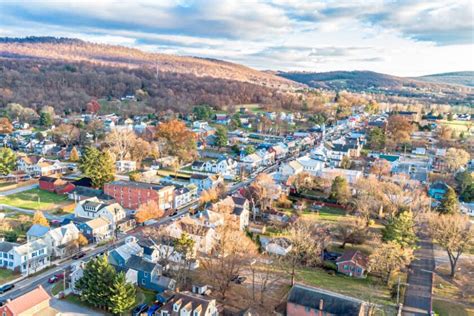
[336,249,368,278]
[104,180,174,210]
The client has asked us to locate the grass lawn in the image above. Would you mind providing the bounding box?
[51,282,65,296]
[439,120,472,132]
[0,189,71,210]
[136,287,156,305]
[433,299,474,316]
[302,206,348,222]
[0,269,19,285]
[65,294,111,315]
[296,267,396,311]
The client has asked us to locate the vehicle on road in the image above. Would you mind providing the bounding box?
[48,273,64,284]
[132,303,148,316]
[0,283,14,294]
[72,251,86,259]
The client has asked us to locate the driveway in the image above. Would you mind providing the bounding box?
[50,298,105,316]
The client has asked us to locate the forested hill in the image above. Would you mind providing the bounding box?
[0,37,303,114]
[277,70,473,106]
[416,71,474,87]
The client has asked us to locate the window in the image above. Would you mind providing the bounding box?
[9,255,13,259]
[173,304,180,312]
[142,279,146,285]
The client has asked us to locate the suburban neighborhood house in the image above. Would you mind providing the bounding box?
[159,291,219,316]
[336,250,369,278]
[0,285,56,316]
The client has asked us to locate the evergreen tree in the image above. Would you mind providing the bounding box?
[76,255,116,309]
[109,272,136,315]
[79,147,115,188]
[438,187,459,215]
[382,211,417,249]
[215,126,228,148]
[39,111,53,127]
[0,147,17,175]
[69,146,79,162]
[460,183,474,203]
[455,170,473,193]
[32,211,49,227]
[367,127,386,150]
[329,176,351,205]
[244,145,256,155]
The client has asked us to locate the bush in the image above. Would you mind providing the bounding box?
[4,230,19,242]
[323,261,338,272]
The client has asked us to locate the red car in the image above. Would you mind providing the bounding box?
[48,273,64,284]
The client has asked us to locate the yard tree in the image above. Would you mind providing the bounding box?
[460,183,474,202]
[129,137,152,166]
[250,173,279,212]
[76,255,116,309]
[154,119,197,163]
[340,156,352,169]
[367,127,386,150]
[39,111,53,127]
[438,187,459,215]
[244,144,256,155]
[75,233,88,250]
[104,129,137,161]
[365,99,380,114]
[69,146,79,162]
[329,176,351,205]
[285,219,330,286]
[429,213,473,278]
[199,188,218,206]
[0,147,17,175]
[32,211,49,227]
[455,170,473,194]
[135,200,164,224]
[79,147,115,188]
[387,115,413,145]
[215,126,228,148]
[0,117,13,134]
[193,104,214,120]
[370,159,392,180]
[369,241,414,285]
[109,272,136,314]
[200,222,257,299]
[288,172,314,194]
[382,211,417,249]
[444,148,470,172]
[86,99,101,114]
[52,124,80,147]
[333,218,368,249]
[173,233,196,288]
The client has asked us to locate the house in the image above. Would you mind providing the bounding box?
[256,149,275,166]
[39,176,75,194]
[296,156,324,176]
[104,181,175,210]
[280,283,371,316]
[174,185,198,209]
[210,157,238,177]
[270,144,288,159]
[261,237,292,256]
[279,160,304,179]
[460,202,474,216]
[215,113,230,125]
[0,285,56,316]
[34,140,57,155]
[159,291,219,316]
[190,174,223,193]
[125,254,176,292]
[73,217,112,243]
[116,160,137,173]
[319,168,362,184]
[26,224,50,241]
[74,197,130,231]
[428,181,450,200]
[165,219,217,254]
[336,250,368,278]
[211,194,250,230]
[192,210,225,228]
[108,236,143,269]
[43,223,80,258]
[0,240,50,274]
[240,153,263,171]
[192,121,209,130]
[17,156,66,177]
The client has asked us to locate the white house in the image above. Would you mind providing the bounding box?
[240,153,263,171]
[116,160,137,173]
[165,219,217,254]
[192,121,209,129]
[256,149,275,166]
[44,223,80,258]
[262,237,292,256]
[319,168,362,184]
[174,185,198,209]
[0,240,50,274]
[296,156,324,176]
[74,197,126,230]
[17,156,66,176]
[279,160,304,179]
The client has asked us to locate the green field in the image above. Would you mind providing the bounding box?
[0,189,71,210]
[301,206,348,222]
[0,269,19,285]
[439,120,472,132]
[433,299,474,316]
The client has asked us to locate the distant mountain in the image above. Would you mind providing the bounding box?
[416,71,474,87]
[0,36,297,90]
[277,70,473,106]
[0,37,304,114]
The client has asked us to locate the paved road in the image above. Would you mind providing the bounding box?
[402,231,435,316]
[0,204,67,221]
[0,183,38,196]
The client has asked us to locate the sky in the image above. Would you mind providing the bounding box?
[0,0,473,76]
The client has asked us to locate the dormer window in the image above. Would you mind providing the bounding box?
[173,303,180,312]
[193,310,201,316]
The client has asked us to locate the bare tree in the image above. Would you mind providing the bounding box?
[429,213,473,277]
[104,129,137,161]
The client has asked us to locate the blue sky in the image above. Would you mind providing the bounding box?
[0,0,473,76]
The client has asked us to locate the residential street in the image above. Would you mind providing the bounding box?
[0,183,38,196]
[402,229,435,316]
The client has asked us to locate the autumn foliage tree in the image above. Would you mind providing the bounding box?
[370,159,392,180]
[86,99,101,114]
[135,200,164,224]
[154,119,197,163]
[32,211,49,227]
[0,117,13,134]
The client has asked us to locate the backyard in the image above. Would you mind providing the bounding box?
[0,189,72,211]
[0,269,19,285]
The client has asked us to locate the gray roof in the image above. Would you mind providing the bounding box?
[126,254,157,273]
[288,284,367,316]
[27,224,50,238]
[107,180,170,191]
[0,241,18,253]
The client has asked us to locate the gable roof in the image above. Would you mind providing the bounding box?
[27,224,50,238]
[336,250,368,269]
[39,176,59,183]
[6,285,50,315]
[0,241,18,253]
[126,254,157,273]
[86,217,110,229]
[288,284,367,316]
[46,223,79,243]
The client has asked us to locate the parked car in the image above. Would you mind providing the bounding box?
[72,251,86,259]
[48,274,64,284]
[0,283,14,294]
[132,303,148,316]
